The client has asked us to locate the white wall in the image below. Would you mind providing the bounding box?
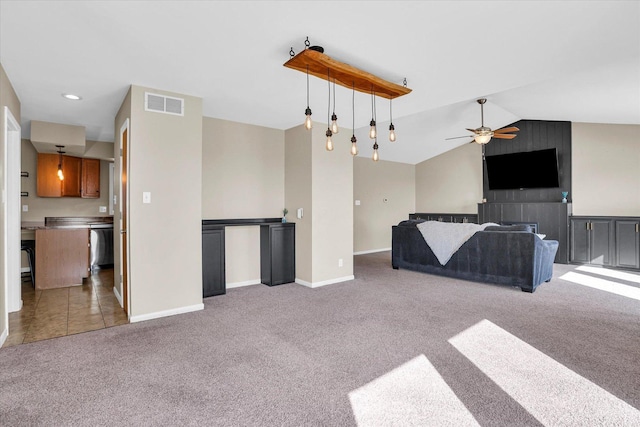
[127,85,203,320]
[415,143,483,213]
[354,157,415,253]
[572,122,640,216]
[201,117,285,285]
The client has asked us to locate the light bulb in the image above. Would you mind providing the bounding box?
[304,107,312,130]
[331,113,339,134]
[369,119,376,139]
[474,134,492,144]
[350,135,358,156]
[57,166,64,180]
[325,129,334,151]
[372,142,379,162]
[389,123,396,142]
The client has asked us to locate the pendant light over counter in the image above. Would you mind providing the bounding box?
[285,37,411,162]
[55,145,65,180]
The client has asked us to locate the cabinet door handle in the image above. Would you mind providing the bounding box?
[636,223,639,233]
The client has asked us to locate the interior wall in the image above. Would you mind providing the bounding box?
[572,122,640,216]
[354,157,415,253]
[415,143,482,213]
[1,62,21,342]
[284,125,312,283]
[311,127,353,284]
[201,117,284,285]
[20,139,112,221]
[128,85,203,319]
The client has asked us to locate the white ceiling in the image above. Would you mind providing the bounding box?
[1,1,638,164]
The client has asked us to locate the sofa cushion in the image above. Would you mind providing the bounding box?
[484,224,533,232]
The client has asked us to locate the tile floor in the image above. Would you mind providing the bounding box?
[2,268,128,348]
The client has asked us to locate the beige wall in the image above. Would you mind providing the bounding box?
[354,157,415,253]
[201,117,285,285]
[20,139,112,222]
[284,125,312,283]
[310,127,353,283]
[572,122,640,216]
[1,62,21,341]
[415,143,483,213]
[126,85,203,319]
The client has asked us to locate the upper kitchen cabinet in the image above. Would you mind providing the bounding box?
[81,158,100,198]
[36,153,100,198]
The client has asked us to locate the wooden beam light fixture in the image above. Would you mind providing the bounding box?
[285,37,412,161]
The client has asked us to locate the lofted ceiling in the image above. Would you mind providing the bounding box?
[1,1,638,165]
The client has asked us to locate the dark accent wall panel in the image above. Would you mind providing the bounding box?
[483,120,571,203]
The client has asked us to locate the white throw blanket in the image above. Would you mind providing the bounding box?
[416,221,499,266]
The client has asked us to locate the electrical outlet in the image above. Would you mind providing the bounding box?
[22,205,28,212]
[99,206,107,213]
[355,200,361,206]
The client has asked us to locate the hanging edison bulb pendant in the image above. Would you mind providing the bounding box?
[369,119,377,139]
[389,123,396,142]
[304,107,312,130]
[57,165,64,180]
[372,142,379,162]
[331,113,339,134]
[325,128,334,151]
[350,135,358,156]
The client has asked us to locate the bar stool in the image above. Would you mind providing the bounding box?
[21,239,35,287]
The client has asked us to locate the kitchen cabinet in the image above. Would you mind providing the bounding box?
[81,158,101,198]
[615,220,640,269]
[202,226,225,297]
[34,228,90,289]
[62,155,82,197]
[570,218,613,266]
[36,153,100,198]
[260,223,295,286]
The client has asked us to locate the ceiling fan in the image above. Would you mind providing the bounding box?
[446,98,519,144]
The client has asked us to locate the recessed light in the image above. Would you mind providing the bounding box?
[62,93,82,101]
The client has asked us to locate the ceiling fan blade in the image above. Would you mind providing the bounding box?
[445,135,474,140]
[494,126,520,134]
[465,128,478,134]
[492,133,517,140]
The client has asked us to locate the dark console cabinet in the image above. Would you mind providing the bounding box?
[261,223,295,286]
[478,202,571,263]
[202,226,225,297]
[570,218,613,266]
[570,217,640,270]
[616,220,640,269]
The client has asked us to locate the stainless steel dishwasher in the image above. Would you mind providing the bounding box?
[90,224,114,270]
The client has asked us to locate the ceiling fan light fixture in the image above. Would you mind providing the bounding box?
[474,134,492,144]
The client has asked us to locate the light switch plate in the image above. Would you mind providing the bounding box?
[143,192,151,204]
[297,208,303,219]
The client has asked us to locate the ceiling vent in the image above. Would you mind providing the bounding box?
[145,92,184,116]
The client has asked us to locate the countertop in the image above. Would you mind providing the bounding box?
[22,216,114,230]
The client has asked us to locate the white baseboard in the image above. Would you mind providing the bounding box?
[227,279,261,289]
[354,247,391,255]
[113,286,123,307]
[0,327,7,348]
[296,275,355,288]
[129,303,204,323]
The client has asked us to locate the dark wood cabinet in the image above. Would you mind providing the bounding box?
[81,158,101,198]
[261,223,295,286]
[202,227,225,297]
[570,218,613,266]
[478,202,571,263]
[615,220,640,269]
[37,153,101,198]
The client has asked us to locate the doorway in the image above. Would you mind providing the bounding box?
[4,106,21,318]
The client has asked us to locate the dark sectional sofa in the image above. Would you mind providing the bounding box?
[391,220,559,292]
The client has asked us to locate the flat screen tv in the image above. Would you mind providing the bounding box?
[485,148,560,190]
